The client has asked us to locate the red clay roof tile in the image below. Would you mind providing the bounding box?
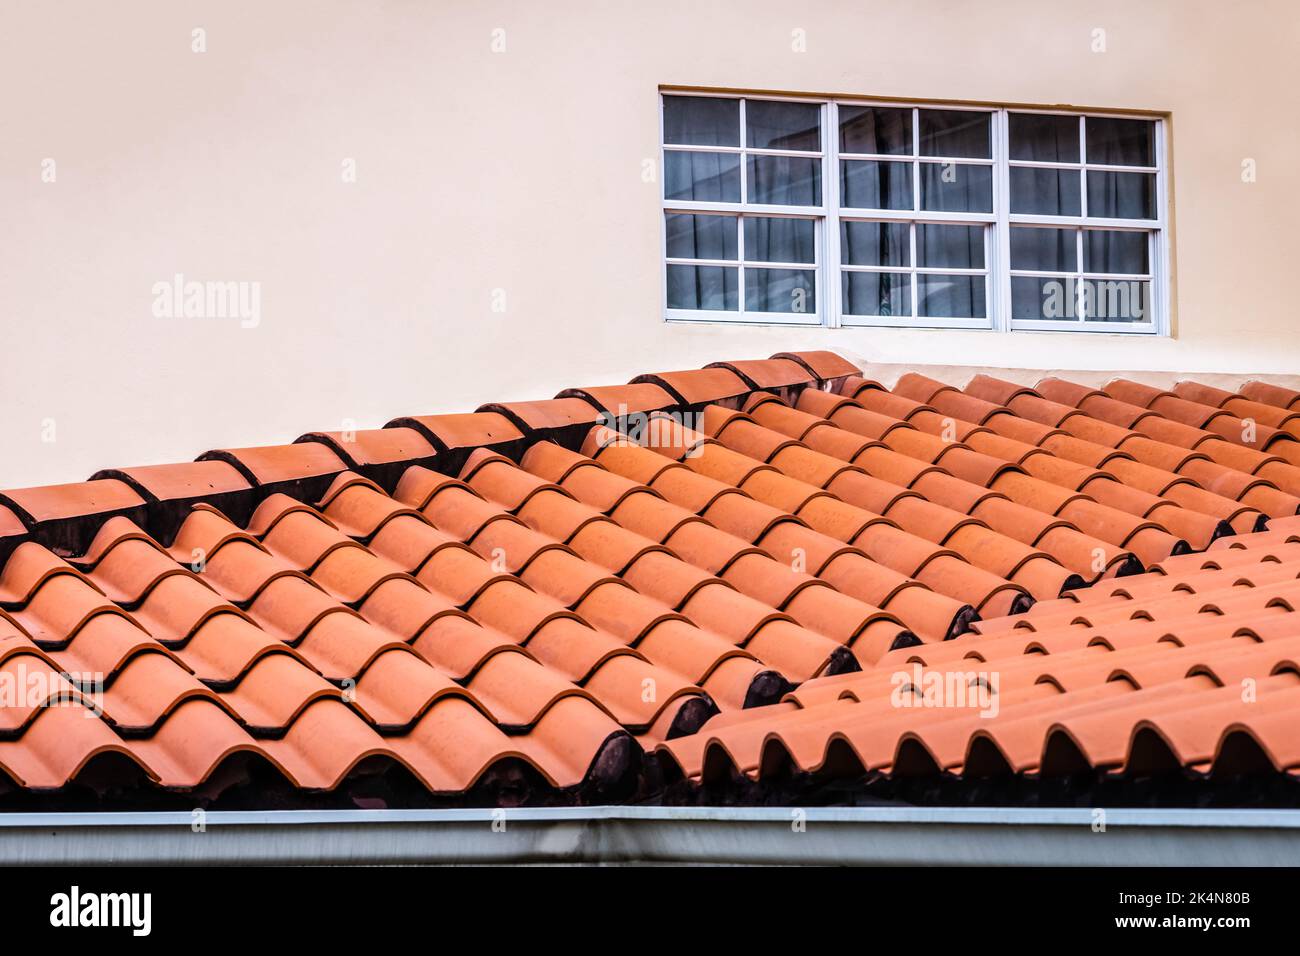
[479,398,602,434]
[201,443,347,487]
[5,352,1300,808]
[632,368,750,406]
[298,427,437,469]
[0,479,146,527]
[559,382,677,417]
[707,358,815,390]
[390,412,525,455]
[96,460,252,503]
[0,505,24,538]
[771,350,860,382]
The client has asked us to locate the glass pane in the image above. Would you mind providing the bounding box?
[839,105,912,155]
[841,160,912,209]
[840,221,910,267]
[843,270,910,318]
[744,217,815,264]
[920,162,992,212]
[1084,230,1149,275]
[1010,166,1082,216]
[1009,113,1080,162]
[918,110,991,158]
[1083,278,1150,322]
[1012,275,1075,321]
[1086,117,1155,166]
[1086,170,1156,219]
[663,96,740,147]
[1010,227,1077,272]
[917,224,984,269]
[746,100,820,152]
[745,268,816,314]
[664,151,741,202]
[747,155,821,206]
[665,214,738,261]
[918,274,986,318]
[667,265,738,311]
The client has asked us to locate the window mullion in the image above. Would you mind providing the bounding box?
[825,100,841,328]
[1078,115,1089,218]
[737,99,747,321]
[1075,228,1086,322]
[736,204,746,321]
[912,107,921,214]
[994,108,1011,332]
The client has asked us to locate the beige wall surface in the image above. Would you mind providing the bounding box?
[2,0,1298,487]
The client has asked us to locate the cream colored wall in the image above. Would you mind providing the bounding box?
[3,0,1298,488]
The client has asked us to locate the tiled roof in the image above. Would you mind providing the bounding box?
[659,518,1300,788]
[0,352,1297,808]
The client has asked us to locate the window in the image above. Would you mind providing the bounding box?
[837,105,994,328]
[660,93,1168,333]
[662,95,824,324]
[1006,114,1159,330]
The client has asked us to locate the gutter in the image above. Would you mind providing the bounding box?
[2,806,1300,865]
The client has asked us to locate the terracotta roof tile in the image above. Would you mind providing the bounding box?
[478,398,603,443]
[771,350,861,383]
[707,358,816,390]
[559,382,678,418]
[0,504,25,541]
[297,428,438,485]
[201,442,347,488]
[5,352,1300,808]
[1241,380,1300,411]
[96,460,252,503]
[632,368,750,407]
[0,478,146,528]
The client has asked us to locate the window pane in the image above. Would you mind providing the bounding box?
[1010,227,1077,272]
[663,96,739,147]
[841,160,912,209]
[1086,171,1156,219]
[746,100,820,152]
[917,224,984,269]
[1009,166,1081,216]
[918,110,991,158]
[667,265,738,311]
[1086,117,1155,166]
[665,214,738,261]
[840,221,910,267]
[1009,113,1080,162]
[920,162,992,212]
[843,271,910,317]
[839,105,912,155]
[918,274,986,318]
[744,217,815,264]
[1084,230,1149,274]
[747,155,821,205]
[664,151,740,202]
[1083,279,1150,322]
[1012,275,1075,321]
[745,268,816,314]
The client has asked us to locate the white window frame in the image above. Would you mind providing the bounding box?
[1002,109,1165,334]
[659,90,1170,336]
[834,101,998,330]
[661,93,826,326]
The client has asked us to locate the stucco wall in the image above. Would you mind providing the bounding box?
[2,0,1297,487]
